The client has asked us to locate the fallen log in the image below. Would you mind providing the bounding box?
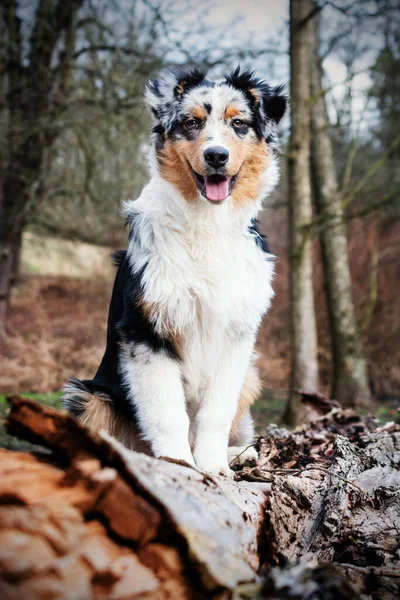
[0,394,399,599]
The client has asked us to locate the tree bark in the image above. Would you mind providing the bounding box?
[1,395,398,599]
[0,229,21,332]
[0,0,84,331]
[285,0,319,426]
[308,3,372,409]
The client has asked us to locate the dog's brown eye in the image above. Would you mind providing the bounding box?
[232,118,246,128]
[184,118,200,130]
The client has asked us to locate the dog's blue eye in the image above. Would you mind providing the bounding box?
[232,118,246,128]
[184,118,200,130]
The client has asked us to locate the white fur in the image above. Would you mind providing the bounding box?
[228,445,259,466]
[120,157,276,474]
[183,85,253,152]
[230,409,256,447]
[119,73,282,475]
[120,343,194,464]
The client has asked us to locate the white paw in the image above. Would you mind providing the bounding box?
[201,464,235,479]
[194,456,235,478]
[214,465,235,479]
[153,445,195,467]
[228,446,258,466]
[202,466,235,479]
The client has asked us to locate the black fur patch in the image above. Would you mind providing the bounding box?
[152,122,166,151]
[169,116,204,142]
[248,218,271,255]
[64,233,182,428]
[225,67,287,139]
[111,250,127,267]
[172,67,206,99]
[116,260,180,360]
[264,84,287,125]
[63,257,137,423]
[152,123,165,135]
[232,123,250,138]
[225,67,262,105]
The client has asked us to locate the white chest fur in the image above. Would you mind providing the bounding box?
[126,180,274,339]
[124,180,274,408]
[118,176,277,475]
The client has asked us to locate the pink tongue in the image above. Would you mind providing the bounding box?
[205,177,231,201]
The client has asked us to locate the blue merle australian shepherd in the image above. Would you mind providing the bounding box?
[63,67,287,477]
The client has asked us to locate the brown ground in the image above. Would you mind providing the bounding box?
[0,216,399,401]
[0,277,110,393]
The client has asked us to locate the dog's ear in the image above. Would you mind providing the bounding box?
[226,67,287,136]
[145,68,206,120]
[261,84,287,125]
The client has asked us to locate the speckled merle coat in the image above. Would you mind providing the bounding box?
[63,67,287,477]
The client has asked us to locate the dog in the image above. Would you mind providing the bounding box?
[62,67,287,477]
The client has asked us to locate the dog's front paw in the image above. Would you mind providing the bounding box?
[153,443,195,467]
[202,464,235,479]
[194,454,234,479]
[216,464,235,479]
[228,445,258,466]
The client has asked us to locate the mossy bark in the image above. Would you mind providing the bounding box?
[308,4,372,409]
[285,0,319,426]
[0,0,83,331]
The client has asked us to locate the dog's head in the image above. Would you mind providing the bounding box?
[145,67,287,206]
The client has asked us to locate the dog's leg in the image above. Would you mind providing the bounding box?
[228,365,260,466]
[228,410,258,466]
[193,338,254,477]
[120,343,194,464]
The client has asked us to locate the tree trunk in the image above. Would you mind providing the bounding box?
[0,231,21,333]
[308,3,372,409]
[1,395,398,599]
[0,143,42,332]
[0,0,84,331]
[284,0,319,426]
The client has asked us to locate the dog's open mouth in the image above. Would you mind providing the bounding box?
[193,171,238,203]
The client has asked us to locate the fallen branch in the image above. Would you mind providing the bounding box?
[0,394,398,599]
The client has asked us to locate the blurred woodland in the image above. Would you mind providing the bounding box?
[0,0,399,426]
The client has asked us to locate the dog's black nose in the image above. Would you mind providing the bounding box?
[204,146,229,169]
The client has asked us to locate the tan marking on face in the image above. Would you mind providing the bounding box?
[229,364,261,442]
[231,139,270,207]
[137,295,184,360]
[157,114,268,207]
[157,139,200,202]
[192,106,207,120]
[203,125,262,185]
[173,128,212,174]
[222,128,251,174]
[225,104,242,119]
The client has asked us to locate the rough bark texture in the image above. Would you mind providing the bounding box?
[1,395,399,599]
[285,0,319,426]
[309,3,372,409]
[1,396,268,599]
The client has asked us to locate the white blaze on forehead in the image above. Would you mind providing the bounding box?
[181,84,251,120]
[182,84,252,149]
